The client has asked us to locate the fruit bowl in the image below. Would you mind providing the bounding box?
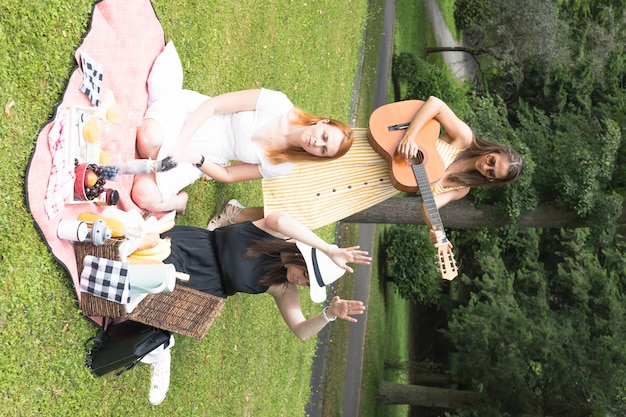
[74,163,105,201]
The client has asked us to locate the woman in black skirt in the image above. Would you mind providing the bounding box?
[145,211,371,405]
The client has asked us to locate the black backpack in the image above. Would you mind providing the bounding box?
[85,319,171,376]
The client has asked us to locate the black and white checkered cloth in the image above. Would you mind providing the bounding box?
[79,51,104,106]
[80,256,130,304]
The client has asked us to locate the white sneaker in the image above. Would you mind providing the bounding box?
[148,349,171,406]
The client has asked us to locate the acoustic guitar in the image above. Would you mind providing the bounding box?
[367,100,458,281]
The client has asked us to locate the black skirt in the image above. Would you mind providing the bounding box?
[162,226,227,298]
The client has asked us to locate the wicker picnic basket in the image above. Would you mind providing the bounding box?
[74,239,225,340]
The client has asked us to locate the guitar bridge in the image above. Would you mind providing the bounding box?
[388,122,410,131]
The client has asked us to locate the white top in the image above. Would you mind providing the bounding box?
[147,88,295,199]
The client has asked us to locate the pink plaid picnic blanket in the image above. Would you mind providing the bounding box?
[25,0,165,303]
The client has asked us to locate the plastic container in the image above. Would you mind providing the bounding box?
[127,263,176,294]
[57,219,89,242]
[85,219,112,246]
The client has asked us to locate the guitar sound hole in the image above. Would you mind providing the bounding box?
[409,150,425,165]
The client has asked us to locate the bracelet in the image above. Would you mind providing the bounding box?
[194,154,205,168]
[322,306,337,323]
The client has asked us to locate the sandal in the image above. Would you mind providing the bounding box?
[207,199,246,231]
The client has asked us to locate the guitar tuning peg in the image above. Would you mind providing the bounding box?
[436,247,459,281]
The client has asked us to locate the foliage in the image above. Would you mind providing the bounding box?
[557,0,626,25]
[450,0,626,210]
[442,227,626,416]
[453,0,490,31]
[517,102,622,223]
[455,0,568,99]
[392,52,470,111]
[454,0,625,124]
[456,0,626,228]
[389,0,626,415]
[383,225,443,305]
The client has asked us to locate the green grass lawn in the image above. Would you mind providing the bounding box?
[0,1,367,415]
[436,0,461,40]
[394,0,434,58]
[354,0,387,124]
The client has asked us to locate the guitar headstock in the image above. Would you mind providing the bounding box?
[436,246,458,281]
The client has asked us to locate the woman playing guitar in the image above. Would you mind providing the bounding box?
[397,96,522,208]
[393,96,523,245]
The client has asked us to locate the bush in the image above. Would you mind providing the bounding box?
[453,0,491,31]
[392,52,418,84]
[383,224,442,305]
[391,53,469,110]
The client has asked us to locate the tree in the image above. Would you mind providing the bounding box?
[371,226,626,415]
[450,0,625,121]
[392,52,470,107]
[343,198,626,227]
[516,102,623,224]
[388,2,626,415]
[376,381,481,409]
[439,228,626,416]
[452,0,567,103]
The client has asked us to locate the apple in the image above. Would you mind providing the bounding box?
[84,169,98,188]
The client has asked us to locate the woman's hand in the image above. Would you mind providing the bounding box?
[327,296,365,323]
[154,156,178,172]
[428,229,453,250]
[396,96,474,160]
[326,245,371,273]
[398,135,419,160]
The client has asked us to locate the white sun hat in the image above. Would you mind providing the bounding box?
[295,241,346,303]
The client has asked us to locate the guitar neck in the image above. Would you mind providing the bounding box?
[411,164,445,232]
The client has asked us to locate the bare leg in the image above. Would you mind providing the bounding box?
[132,174,188,215]
[133,119,190,214]
[136,119,163,160]
[236,207,264,223]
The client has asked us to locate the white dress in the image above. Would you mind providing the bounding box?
[145,88,295,200]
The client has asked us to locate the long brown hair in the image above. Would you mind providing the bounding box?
[265,107,353,164]
[447,134,523,187]
[244,240,307,287]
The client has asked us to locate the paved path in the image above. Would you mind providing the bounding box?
[341,224,377,417]
[422,0,475,81]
